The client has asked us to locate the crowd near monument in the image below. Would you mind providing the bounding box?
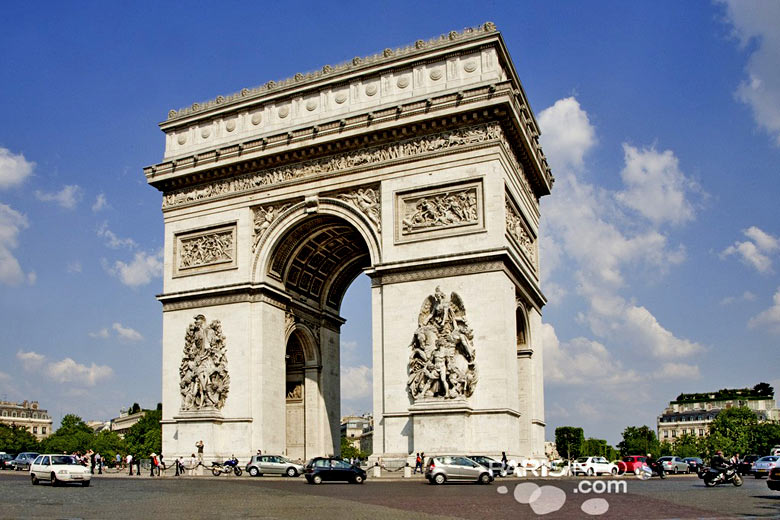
[144,23,553,465]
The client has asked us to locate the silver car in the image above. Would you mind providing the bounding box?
[425,455,493,485]
[246,455,304,477]
[658,456,690,474]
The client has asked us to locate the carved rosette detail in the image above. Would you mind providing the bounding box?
[338,187,381,234]
[180,315,230,411]
[179,231,234,269]
[407,287,478,400]
[401,187,478,234]
[505,200,536,265]
[252,203,290,253]
[163,123,504,209]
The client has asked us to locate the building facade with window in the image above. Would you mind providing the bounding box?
[657,386,779,442]
[0,400,53,441]
[340,414,373,451]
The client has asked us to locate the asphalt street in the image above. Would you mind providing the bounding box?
[1,472,778,519]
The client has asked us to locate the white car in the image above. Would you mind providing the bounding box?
[30,454,91,486]
[573,456,618,476]
[753,456,779,479]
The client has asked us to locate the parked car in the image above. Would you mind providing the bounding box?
[30,454,91,486]
[425,455,493,485]
[738,455,760,475]
[684,457,703,473]
[246,455,304,477]
[657,456,690,474]
[572,457,618,476]
[10,452,39,471]
[470,455,513,477]
[0,453,15,470]
[768,467,780,491]
[621,455,647,474]
[753,456,779,479]
[304,457,366,484]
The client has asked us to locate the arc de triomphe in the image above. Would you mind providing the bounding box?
[145,23,553,464]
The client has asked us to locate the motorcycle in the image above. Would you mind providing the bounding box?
[703,463,742,487]
[637,461,666,480]
[211,457,242,476]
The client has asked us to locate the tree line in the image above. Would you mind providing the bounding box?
[0,405,162,463]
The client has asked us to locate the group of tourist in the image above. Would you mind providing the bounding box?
[68,450,104,474]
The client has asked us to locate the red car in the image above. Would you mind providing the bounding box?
[621,455,647,474]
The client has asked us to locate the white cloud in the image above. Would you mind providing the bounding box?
[92,193,108,212]
[67,261,82,274]
[89,328,110,339]
[17,350,112,386]
[721,226,779,274]
[542,323,638,385]
[112,322,143,342]
[35,185,82,209]
[0,204,29,286]
[615,144,697,225]
[26,271,36,285]
[749,287,780,334]
[341,365,372,400]
[538,97,597,171]
[720,291,756,305]
[0,147,34,189]
[97,222,137,249]
[654,362,701,380]
[721,0,780,145]
[106,249,163,286]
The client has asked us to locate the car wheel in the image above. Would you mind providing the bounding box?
[611,468,617,475]
[249,467,259,477]
[434,473,446,485]
[286,467,297,478]
[312,474,323,485]
[354,474,364,484]
[31,474,38,485]
[82,480,90,487]
[673,467,678,474]
[479,473,491,485]
[51,473,59,486]
[587,468,594,476]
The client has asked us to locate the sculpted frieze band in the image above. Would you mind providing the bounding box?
[401,186,478,235]
[178,230,234,270]
[505,199,536,267]
[407,287,478,400]
[180,315,230,411]
[162,122,504,209]
[338,187,381,234]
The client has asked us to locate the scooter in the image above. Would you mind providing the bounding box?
[637,461,666,480]
[703,463,742,487]
[211,456,242,476]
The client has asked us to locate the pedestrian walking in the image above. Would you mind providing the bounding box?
[189,453,197,475]
[414,453,422,474]
[135,456,141,476]
[116,453,122,469]
[501,451,508,472]
[158,454,165,476]
[90,450,96,474]
[150,453,157,476]
[127,454,134,475]
[96,452,103,474]
[196,440,204,463]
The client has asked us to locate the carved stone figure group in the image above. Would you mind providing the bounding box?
[180,315,230,411]
[407,287,478,400]
[179,231,234,269]
[402,188,478,234]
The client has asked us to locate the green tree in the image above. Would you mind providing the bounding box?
[92,430,126,462]
[339,436,365,460]
[124,409,161,458]
[751,422,780,456]
[555,426,584,461]
[617,426,659,457]
[753,382,774,397]
[0,423,40,452]
[672,433,700,458]
[41,414,94,454]
[705,407,757,457]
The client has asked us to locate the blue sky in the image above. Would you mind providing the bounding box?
[1,1,778,446]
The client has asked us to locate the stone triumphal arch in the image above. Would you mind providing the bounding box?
[145,23,553,464]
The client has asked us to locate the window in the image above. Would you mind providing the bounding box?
[699,429,703,436]
[664,430,668,439]
[1,411,6,417]
[33,427,37,434]
[672,430,677,438]
[42,427,46,434]
[11,412,16,417]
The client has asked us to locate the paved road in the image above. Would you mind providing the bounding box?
[1,472,778,519]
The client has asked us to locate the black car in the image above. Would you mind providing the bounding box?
[738,455,760,475]
[470,456,513,477]
[304,457,366,484]
[0,453,15,470]
[684,457,703,473]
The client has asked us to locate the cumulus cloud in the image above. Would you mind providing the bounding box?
[341,365,372,400]
[97,222,137,249]
[89,328,110,339]
[538,97,597,171]
[720,291,756,305]
[654,362,701,380]
[105,249,163,286]
[35,185,82,209]
[112,322,143,341]
[92,193,108,212]
[539,97,701,360]
[0,147,34,189]
[721,226,779,274]
[749,287,780,334]
[17,350,112,386]
[615,144,698,225]
[67,261,82,274]
[0,204,30,285]
[542,323,638,385]
[720,0,780,145]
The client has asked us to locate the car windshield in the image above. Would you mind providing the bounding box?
[759,456,777,462]
[576,458,589,463]
[52,456,78,465]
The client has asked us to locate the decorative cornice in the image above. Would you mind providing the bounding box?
[165,23,498,122]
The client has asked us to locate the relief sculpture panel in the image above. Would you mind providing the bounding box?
[179,314,230,411]
[396,181,483,243]
[407,287,478,400]
[505,198,536,269]
[175,224,236,276]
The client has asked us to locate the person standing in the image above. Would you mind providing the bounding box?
[501,451,509,473]
[116,453,122,470]
[414,453,422,474]
[96,452,102,474]
[127,454,133,476]
[189,453,198,475]
[89,450,96,474]
[150,453,157,477]
[196,440,204,463]
[135,456,141,476]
